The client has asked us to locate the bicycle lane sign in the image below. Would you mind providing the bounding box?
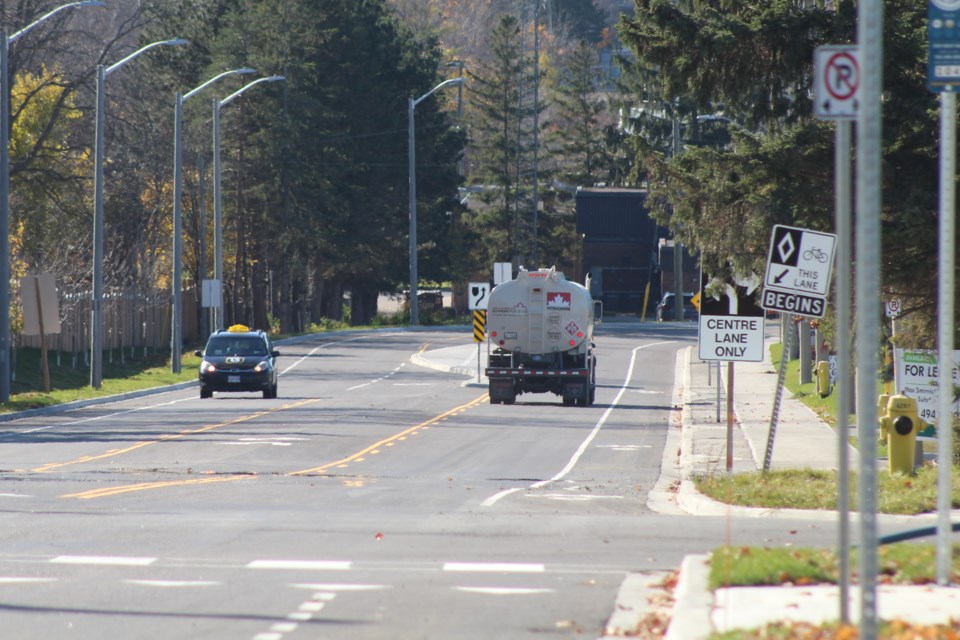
[761,224,837,317]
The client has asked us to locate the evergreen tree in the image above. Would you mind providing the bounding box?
[546,40,608,187]
[618,0,945,346]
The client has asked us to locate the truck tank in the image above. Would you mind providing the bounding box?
[485,267,596,406]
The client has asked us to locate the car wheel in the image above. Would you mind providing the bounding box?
[271,384,278,399]
[200,388,212,399]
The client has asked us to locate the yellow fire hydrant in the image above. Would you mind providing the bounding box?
[815,361,832,398]
[879,395,922,475]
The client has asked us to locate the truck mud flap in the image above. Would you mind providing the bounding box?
[488,378,516,405]
[562,381,587,406]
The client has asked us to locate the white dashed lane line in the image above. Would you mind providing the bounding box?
[50,555,156,566]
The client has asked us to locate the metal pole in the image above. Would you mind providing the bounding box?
[0,33,11,402]
[531,3,540,266]
[936,90,955,586]
[672,110,683,323]
[856,0,883,635]
[198,152,207,341]
[213,98,223,332]
[171,68,254,370]
[716,360,721,423]
[408,96,419,326]
[172,92,183,372]
[835,119,853,624]
[91,64,105,388]
[210,75,282,333]
[726,361,734,473]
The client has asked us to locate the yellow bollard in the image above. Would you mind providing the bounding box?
[815,361,832,398]
[877,393,891,444]
[879,395,922,475]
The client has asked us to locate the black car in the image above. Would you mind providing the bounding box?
[656,292,698,321]
[195,325,279,399]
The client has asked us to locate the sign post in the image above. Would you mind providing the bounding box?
[815,43,859,624]
[21,274,61,393]
[928,0,959,587]
[698,278,764,473]
[469,283,489,383]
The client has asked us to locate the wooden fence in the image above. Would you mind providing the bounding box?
[17,288,200,354]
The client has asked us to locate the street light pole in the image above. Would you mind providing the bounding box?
[91,38,187,389]
[408,77,462,327]
[0,0,104,402]
[171,67,254,373]
[211,75,284,332]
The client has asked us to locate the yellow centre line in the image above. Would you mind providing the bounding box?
[288,393,488,476]
[37,399,320,474]
[56,393,488,499]
[63,476,248,500]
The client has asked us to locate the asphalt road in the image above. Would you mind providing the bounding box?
[0,322,839,639]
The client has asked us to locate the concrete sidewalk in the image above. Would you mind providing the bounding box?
[661,340,960,639]
[409,335,960,638]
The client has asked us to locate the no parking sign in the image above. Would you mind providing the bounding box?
[814,45,860,120]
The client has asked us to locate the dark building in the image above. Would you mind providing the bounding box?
[575,188,662,314]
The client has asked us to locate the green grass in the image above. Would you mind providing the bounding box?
[695,466,960,515]
[694,342,960,515]
[5,346,201,413]
[710,544,960,590]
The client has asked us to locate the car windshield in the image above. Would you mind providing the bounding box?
[205,336,268,357]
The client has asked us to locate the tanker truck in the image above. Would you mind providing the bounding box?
[485,267,596,406]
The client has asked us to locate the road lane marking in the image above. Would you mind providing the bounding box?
[347,363,406,391]
[481,340,676,507]
[124,579,221,588]
[290,583,389,592]
[454,587,555,595]
[35,399,320,474]
[0,577,57,584]
[443,562,545,573]
[289,393,488,476]
[270,623,298,633]
[62,475,249,500]
[248,560,352,571]
[51,555,156,566]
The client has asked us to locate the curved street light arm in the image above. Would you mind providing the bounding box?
[105,38,188,77]
[413,77,463,108]
[183,67,255,102]
[219,75,285,108]
[10,1,105,43]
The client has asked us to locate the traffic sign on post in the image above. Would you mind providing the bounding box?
[473,310,486,342]
[928,0,960,92]
[468,282,490,310]
[814,45,861,119]
[698,279,765,362]
[762,224,837,318]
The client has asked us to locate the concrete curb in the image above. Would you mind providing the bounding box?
[664,555,712,640]
[0,380,196,423]
[599,571,674,638]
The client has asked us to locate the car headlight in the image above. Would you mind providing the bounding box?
[201,361,216,373]
[253,360,270,373]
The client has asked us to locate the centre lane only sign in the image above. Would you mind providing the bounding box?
[698,280,765,362]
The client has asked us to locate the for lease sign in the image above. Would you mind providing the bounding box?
[894,349,960,427]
